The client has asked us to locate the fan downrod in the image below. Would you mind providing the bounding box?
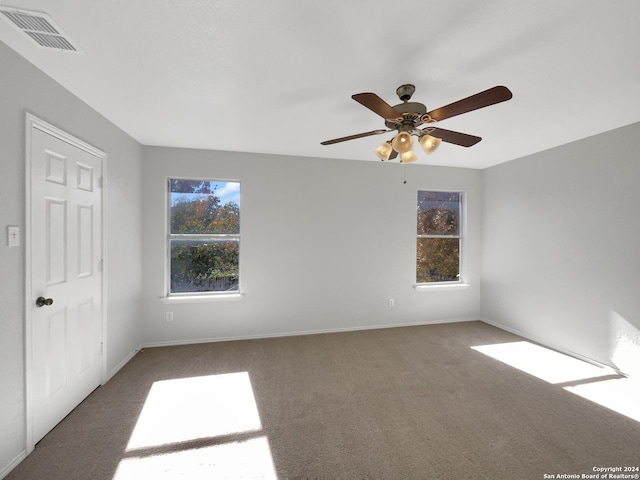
[396,84,415,102]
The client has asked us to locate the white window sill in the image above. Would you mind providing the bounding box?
[414,283,469,292]
[160,292,243,304]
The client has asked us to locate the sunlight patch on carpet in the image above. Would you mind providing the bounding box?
[114,436,277,479]
[113,372,277,478]
[472,341,640,423]
[565,376,640,422]
[471,341,614,384]
[126,372,262,450]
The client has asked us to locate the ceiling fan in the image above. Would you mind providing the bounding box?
[321,84,513,162]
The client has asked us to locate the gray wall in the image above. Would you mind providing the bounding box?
[481,122,640,376]
[0,42,143,474]
[141,147,483,345]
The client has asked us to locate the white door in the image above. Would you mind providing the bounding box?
[28,118,104,445]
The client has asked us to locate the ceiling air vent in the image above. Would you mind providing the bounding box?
[0,6,84,53]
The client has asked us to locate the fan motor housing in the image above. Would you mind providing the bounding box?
[393,102,427,115]
[385,102,428,130]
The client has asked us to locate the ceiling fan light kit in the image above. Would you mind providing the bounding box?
[321,84,513,163]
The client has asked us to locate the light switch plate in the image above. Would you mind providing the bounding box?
[8,226,20,247]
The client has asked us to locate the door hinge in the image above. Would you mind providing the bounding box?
[98,259,104,271]
[98,177,103,188]
[100,342,104,355]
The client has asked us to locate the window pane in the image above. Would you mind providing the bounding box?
[417,191,460,236]
[170,179,240,234]
[170,239,239,293]
[417,238,459,283]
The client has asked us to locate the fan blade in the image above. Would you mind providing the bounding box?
[352,93,401,120]
[427,128,482,147]
[426,86,512,122]
[321,129,387,145]
[389,149,398,160]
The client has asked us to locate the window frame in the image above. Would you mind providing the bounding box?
[166,177,241,298]
[415,189,465,286]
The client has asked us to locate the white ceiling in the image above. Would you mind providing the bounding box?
[1,0,640,169]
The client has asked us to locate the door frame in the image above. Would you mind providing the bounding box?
[24,113,108,453]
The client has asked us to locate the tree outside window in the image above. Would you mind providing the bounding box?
[168,179,240,294]
[417,191,461,283]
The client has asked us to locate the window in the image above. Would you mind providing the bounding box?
[168,179,240,295]
[416,191,461,283]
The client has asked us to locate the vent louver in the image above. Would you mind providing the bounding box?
[0,6,84,53]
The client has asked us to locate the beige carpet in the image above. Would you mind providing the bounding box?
[7,321,640,479]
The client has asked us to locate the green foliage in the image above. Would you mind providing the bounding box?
[417,205,458,236]
[171,241,239,292]
[417,191,460,283]
[417,191,460,236]
[171,197,239,234]
[169,179,240,292]
[170,179,214,194]
[417,238,459,282]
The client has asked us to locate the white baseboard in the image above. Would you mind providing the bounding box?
[98,318,477,385]
[99,316,629,385]
[479,317,626,376]
[0,450,27,480]
[104,347,141,383]
[106,316,626,389]
[139,317,479,349]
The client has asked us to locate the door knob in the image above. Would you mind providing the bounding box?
[35,296,53,307]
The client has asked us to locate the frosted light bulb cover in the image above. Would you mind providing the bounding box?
[374,142,393,161]
[400,150,417,163]
[419,134,442,155]
[391,132,413,154]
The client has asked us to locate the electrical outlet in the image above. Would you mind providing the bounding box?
[7,226,20,247]
[388,299,395,308]
[166,312,174,322]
